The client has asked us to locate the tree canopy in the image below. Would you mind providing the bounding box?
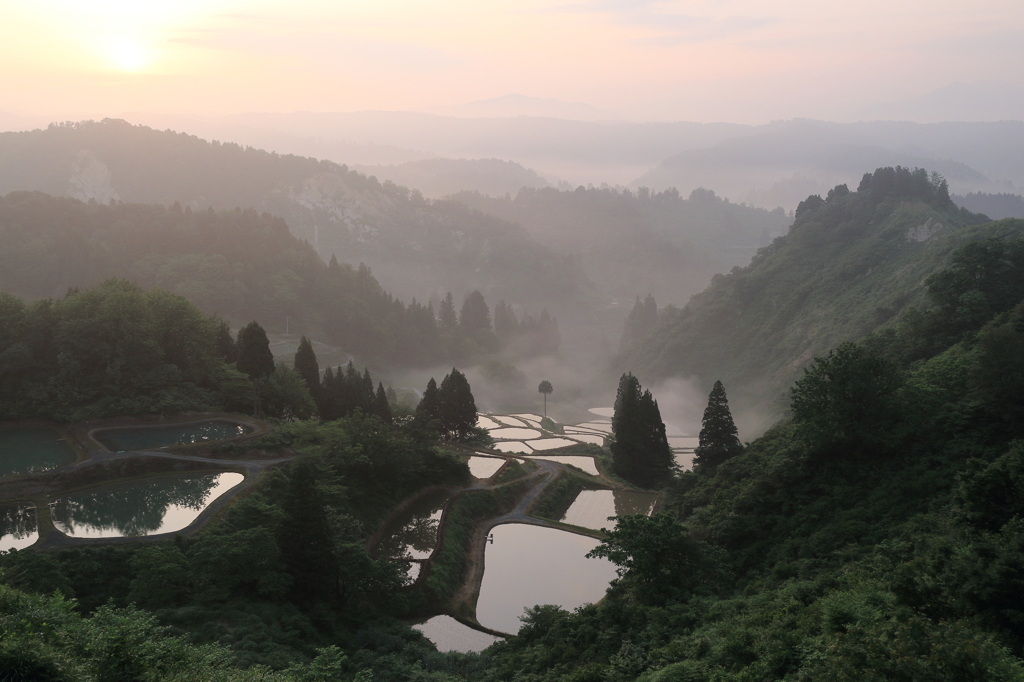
[610,372,673,488]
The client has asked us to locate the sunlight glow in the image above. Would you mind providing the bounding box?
[105,38,149,72]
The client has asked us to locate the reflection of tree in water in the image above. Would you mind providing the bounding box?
[613,490,658,518]
[376,494,448,559]
[52,474,220,537]
[0,504,37,540]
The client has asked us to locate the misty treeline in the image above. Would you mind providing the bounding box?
[0,191,558,369]
[453,184,790,303]
[0,119,595,316]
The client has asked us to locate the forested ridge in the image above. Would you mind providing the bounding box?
[0,191,554,369]
[620,166,1005,426]
[0,119,596,316]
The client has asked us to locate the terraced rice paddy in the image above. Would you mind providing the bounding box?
[0,503,38,552]
[489,427,542,440]
[467,456,505,479]
[523,455,599,475]
[412,615,500,653]
[475,524,617,634]
[50,472,244,538]
[0,428,75,476]
[560,489,659,530]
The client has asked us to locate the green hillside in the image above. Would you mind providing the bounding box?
[621,166,1006,429]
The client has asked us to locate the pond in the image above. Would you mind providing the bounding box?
[374,490,450,560]
[467,456,505,479]
[475,524,618,635]
[493,442,530,454]
[523,438,578,451]
[0,428,75,476]
[412,615,500,653]
[0,503,38,552]
[523,455,599,476]
[92,419,253,452]
[50,472,244,538]
[476,415,502,430]
[560,490,659,531]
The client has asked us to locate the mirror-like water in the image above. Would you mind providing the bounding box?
[524,438,578,451]
[0,503,38,552]
[493,442,530,454]
[566,433,605,446]
[574,422,613,434]
[51,472,244,538]
[588,407,615,418]
[524,455,599,476]
[400,561,423,585]
[513,413,544,422]
[413,615,500,653]
[375,490,450,560]
[476,524,618,634]
[668,436,699,449]
[467,456,505,479]
[0,428,75,476]
[560,490,659,531]
[674,452,696,470]
[489,427,542,440]
[564,426,605,435]
[93,420,253,451]
[493,416,528,428]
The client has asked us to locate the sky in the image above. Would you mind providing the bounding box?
[1,0,1022,123]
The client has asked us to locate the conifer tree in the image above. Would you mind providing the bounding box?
[386,385,398,407]
[494,300,519,346]
[215,319,237,363]
[361,367,375,412]
[373,381,393,424]
[236,321,275,418]
[321,366,338,420]
[439,368,478,440]
[417,377,441,428]
[293,336,322,413]
[610,372,673,488]
[619,294,658,350]
[694,380,742,469]
[438,292,458,331]
[459,290,492,332]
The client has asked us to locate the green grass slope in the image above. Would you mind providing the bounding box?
[622,167,1010,430]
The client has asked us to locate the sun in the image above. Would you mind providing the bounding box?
[105,38,149,72]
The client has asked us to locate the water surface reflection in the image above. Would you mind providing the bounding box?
[51,472,243,538]
[0,503,38,552]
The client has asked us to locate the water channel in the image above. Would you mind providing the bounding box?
[50,471,244,538]
[92,419,253,451]
[0,428,75,476]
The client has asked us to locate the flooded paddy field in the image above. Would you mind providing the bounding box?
[0,427,76,476]
[50,471,244,538]
[92,419,253,452]
[560,489,659,531]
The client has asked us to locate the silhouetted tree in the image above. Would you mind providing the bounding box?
[459,290,492,332]
[215,320,237,363]
[611,372,672,488]
[417,377,441,429]
[373,381,393,424]
[439,368,478,440]
[538,380,553,418]
[293,336,322,413]
[694,380,742,469]
[236,321,275,418]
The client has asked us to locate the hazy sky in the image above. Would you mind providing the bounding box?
[2,0,1022,123]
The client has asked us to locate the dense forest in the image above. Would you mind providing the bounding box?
[620,166,1007,429]
[0,191,558,369]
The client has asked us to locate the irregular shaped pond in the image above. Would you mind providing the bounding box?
[375,490,450,560]
[493,416,528,428]
[560,490,659,531]
[477,416,502,430]
[674,451,696,471]
[588,407,614,418]
[476,524,618,634]
[668,436,699,449]
[513,413,544,422]
[467,456,505,479]
[93,420,253,452]
[565,433,605,446]
[51,472,244,538]
[493,442,531,454]
[523,438,578,451]
[0,503,38,552]
[574,422,613,434]
[489,427,542,440]
[413,615,500,653]
[523,455,599,476]
[0,428,75,476]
